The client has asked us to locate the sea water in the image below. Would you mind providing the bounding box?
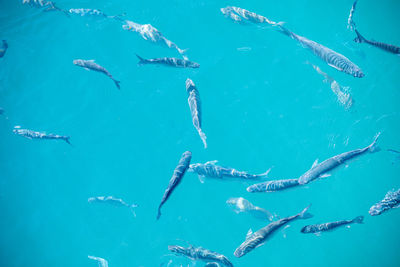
[0,0,399,266]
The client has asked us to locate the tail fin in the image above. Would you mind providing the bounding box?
[156,207,162,220]
[352,215,364,224]
[368,132,381,153]
[198,129,207,149]
[65,137,72,145]
[256,167,272,179]
[298,204,313,219]
[354,29,365,43]
[136,54,147,65]
[130,204,138,218]
[113,79,121,90]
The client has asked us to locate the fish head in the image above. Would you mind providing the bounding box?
[188,163,201,173]
[168,245,186,254]
[226,197,240,206]
[369,204,383,216]
[73,59,84,66]
[300,225,313,233]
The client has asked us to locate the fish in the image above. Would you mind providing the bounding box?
[73,59,120,89]
[68,8,125,21]
[22,0,68,15]
[369,188,400,216]
[387,149,400,164]
[226,197,274,221]
[247,178,300,193]
[278,25,364,77]
[234,205,312,257]
[88,255,108,267]
[157,151,192,220]
[186,79,207,148]
[122,21,187,59]
[136,54,199,68]
[354,29,400,55]
[189,160,270,181]
[301,216,364,234]
[221,6,283,26]
[298,133,380,185]
[88,196,138,217]
[168,244,233,267]
[13,126,71,144]
[308,62,353,109]
[0,40,8,58]
[347,0,358,31]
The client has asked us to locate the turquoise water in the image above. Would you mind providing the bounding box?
[1,0,400,266]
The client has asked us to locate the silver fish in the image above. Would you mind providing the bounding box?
[88,196,138,217]
[13,126,71,144]
[0,40,8,58]
[136,55,199,68]
[68,8,124,21]
[247,178,300,193]
[354,29,400,55]
[221,6,283,26]
[73,59,120,89]
[226,197,273,221]
[157,151,192,220]
[234,205,312,257]
[347,0,358,31]
[168,244,233,267]
[369,188,400,216]
[88,255,108,267]
[301,216,363,234]
[22,0,68,15]
[186,79,207,148]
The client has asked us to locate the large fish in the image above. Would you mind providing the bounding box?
[301,216,363,235]
[226,197,274,221]
[136,54,199,68]
[186,79,207,148]
[88,196,138,217]
[347,0,358,31]
[369,188,400,216]
[88,255,108,267]
[13,126,71,144]
[168,244,233,267]
[247,178,300,193]
[122,21,187,59]
[354,29,400,55]
[221,6,283,25]
[234,205,312,257]
[298,133,380,185]
[73,59,121,89]
[189,160,270,181]
[157,151,192,220]
[68,8,125,21]
[0,40,8,58]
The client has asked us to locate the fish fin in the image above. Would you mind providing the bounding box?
[257,167,272,179]
[136,54,147,65]
[156,207,161,220]
[299,204,313,219]
[314,232,321,237]
[198,175,205,184]
[311,159,319,168]
[205,160,218,165]
[346,225,351,229]
[84,67,90,71]
[319,173,331,179]
[394,203,400,209]
[352,215,364,224]
[88,59,95,62]
[255,242,265,249]
[368,132,381,153]
[354,29,365,43]
[64,137,72,145]
[327,63,343,72]
[113,79,121,90]
[282,225,291,239]
[245,229,253,240]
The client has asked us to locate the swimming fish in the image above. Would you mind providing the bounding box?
[369,188,400,216]
[189,160,270,181]
[88,196,138,217]
[88,255,108,267]
[308,62,353,109]
[157,151,192,220]
[22,0,68,15]
[234,205,312,257]
[226,197,274,221]
[68,8,125,21]
[0,40,8,58]
[136,55,199,68]
[13,126,71,144]
[221,6,283,25]
[347,0,358,31]
[168,244,233,267]
[301,216,364,234]
[354,29,400,55]
[298,133,380,185]
[247,178,300,193]
[122,21,187,59]
[73,59,120,89]
[186,79,207,148]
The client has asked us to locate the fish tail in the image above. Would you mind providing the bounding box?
[113,79,121,90]
[299,204,313,219]
[64,136,72,145]
[256,167,272,179]
[156,207,162,220]
[198,129,207,148]
[352,215,364,224]
[354,29,365,43]
[130,204,138,218]
[136,54,147,65]
[368,132,381,153]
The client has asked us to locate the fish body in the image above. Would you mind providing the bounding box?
[347,0,358,31]
[88,255,108,267]
[73,59,120,89]
[189,160,270,181]
[22,0,68,15]
[186,79,207,148]
[136,55,199,68]
[301,216,363,234]
[354,29,400,54]
[221,6,282,25]
[247,178,300,193]
[369,188,400,216]
[226,197,273,221]
[298,133,380,185]
[13,126,71,144]
[157,151,192,220]
[234,205,312,257]
[0,40,8,58]
[68,8,124,21]
[168,245,233,267]
[88,196,138,217]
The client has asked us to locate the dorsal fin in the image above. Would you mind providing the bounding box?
[245,229,253,240]
[311,159,319,168]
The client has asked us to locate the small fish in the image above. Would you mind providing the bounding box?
[13,126,71,144]
[347,0,358,31]
[88,255,108,267]
[0,40,8,58]
[22,0,68,15]
[136,55,199,68]
[369,188,400,216]
[68,8,125,21]
[387,149,400,164]
[186,79,207,148]
[234,205,312,257]
[157,151,192,220]
[189,160,270,181]
[354,29,400,55]
[122,21,187,59]
[73,59,120,89]
[301,216,364,234]
[88,196,138,217]
[221,6,283,26]
[247,178,300,193]
[226,197,273,221]
[168,244,233,267]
